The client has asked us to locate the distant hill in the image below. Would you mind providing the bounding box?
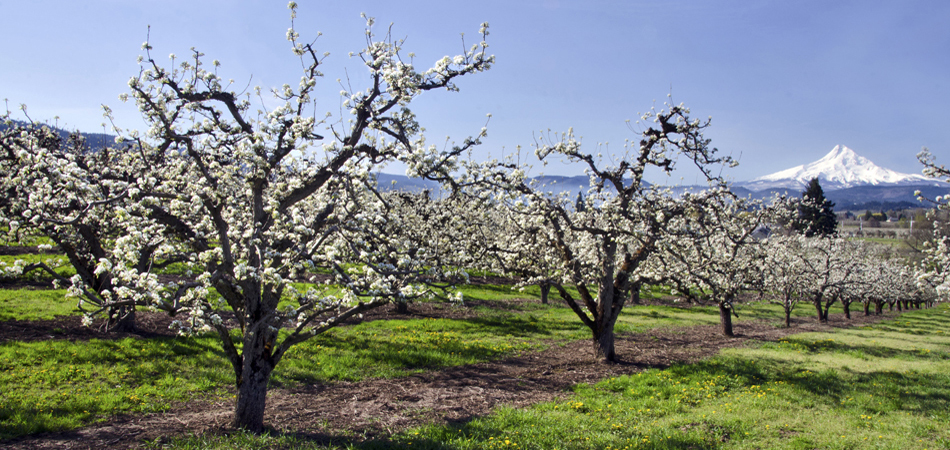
[0,120,114,150]
[824,184,946,210]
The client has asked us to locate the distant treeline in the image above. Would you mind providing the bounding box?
[0,120,114,150]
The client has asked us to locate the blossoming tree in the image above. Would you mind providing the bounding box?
[762,235,809,327]
[653,194,781,336]
[34,3,494,431]
[471,103,736,361]
[917,148,950,299]
[0,118,170,331]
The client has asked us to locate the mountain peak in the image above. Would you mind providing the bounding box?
[821,144,856,160]
[739,145,934,191]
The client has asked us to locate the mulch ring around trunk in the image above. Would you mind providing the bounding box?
[3,311,896,449]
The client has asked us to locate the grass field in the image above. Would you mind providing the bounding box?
[1,247,946,448]
[0,289,75,321]
[162,304,950,449]
[1,279,849,441]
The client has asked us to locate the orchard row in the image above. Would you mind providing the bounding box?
[1,2,947,431]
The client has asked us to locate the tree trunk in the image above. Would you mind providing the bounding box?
[539,283,551,305]
[896,301,902,312]
[843,302,851,320]
[719,303,734,337]
[874,301,883,315]
[395,300,409,314]
[230,326,277,432]
[106,306,136,332]
[784,308,791,328]
[592,322,616,362]
[814,301,827,323]
[863,302,870,316]
[232,360,274,432]
[811,293,828,323]
[629,287,641,305]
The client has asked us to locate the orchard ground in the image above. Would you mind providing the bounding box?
[2,247,947,449]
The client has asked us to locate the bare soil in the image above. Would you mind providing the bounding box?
[0,246,60,256]
[2,305,897,449]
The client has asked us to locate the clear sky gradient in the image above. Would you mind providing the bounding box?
[2,0,947,183]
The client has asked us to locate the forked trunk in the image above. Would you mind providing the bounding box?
[719,303,734,337]
[821,299,834,323]
[875,301,883,315]
[814,294,827,323]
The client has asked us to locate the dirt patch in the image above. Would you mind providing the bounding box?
[0,279,57,290]
[0,311,179,343]
[0,246,60,256]
[2,310,897,449]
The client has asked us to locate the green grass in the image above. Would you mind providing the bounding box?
[0,231,54,247]
[274,316,545,385]
[0,278,933,445]
[388,304,950,450]
[157,304,950,449]
[0,253,75,280]
[0,288,77,321]
[0,336,232,439]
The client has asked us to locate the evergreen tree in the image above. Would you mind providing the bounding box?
[794,178,838,237]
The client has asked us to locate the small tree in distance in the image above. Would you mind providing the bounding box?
[793,177,838,237]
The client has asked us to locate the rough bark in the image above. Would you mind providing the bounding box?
[843,302,851,319]
[784,308,791,328]
[539,283,551,305]
[231,326,277,432]
[864,302,871,316]
[232,361,274,432]
[592,321,616,362]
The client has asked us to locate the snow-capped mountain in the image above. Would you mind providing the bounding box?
[738,145,934,191]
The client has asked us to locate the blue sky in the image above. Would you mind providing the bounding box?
[2,0,947,183]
